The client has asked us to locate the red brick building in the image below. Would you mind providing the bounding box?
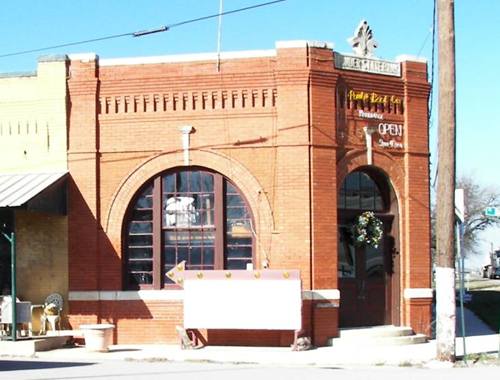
[66,38,431,346]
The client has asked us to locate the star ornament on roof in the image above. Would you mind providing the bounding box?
[348,20,378,57]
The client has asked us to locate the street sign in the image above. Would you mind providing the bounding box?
[484,207,500,217]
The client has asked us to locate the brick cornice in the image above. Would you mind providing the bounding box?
[274,69,310,86]
[404,81,432,98]
[98,72,279,94]
[68,79,98,96]
[309,70,339,87]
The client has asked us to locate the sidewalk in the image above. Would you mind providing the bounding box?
[10,333,497,367]
[2,306,498,367]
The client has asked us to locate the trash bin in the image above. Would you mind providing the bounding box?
[80,324,115,352]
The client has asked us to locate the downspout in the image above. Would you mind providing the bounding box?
[180,126,194,165]
[306,44,315,340]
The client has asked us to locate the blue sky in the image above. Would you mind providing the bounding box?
[0,0,498,265]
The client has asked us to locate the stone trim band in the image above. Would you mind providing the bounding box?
[403,288,433,299]
[69,289,341,302]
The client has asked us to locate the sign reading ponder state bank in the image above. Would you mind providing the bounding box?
[335,53,401,77]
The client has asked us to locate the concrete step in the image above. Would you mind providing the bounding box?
[327,325,428,347]
[0,335,70,356]
[43,329,83,338]
[339,325,414,339]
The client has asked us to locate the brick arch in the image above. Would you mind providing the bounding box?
[337,149,403,204]
[105,149,274,265]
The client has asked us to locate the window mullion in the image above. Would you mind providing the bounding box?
[214,174,224,269]
[153,176,162,289]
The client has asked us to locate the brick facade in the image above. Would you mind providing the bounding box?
[66,42,431,346]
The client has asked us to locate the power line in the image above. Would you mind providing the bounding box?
[0,0,286,59]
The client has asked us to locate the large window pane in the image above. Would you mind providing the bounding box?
[226,246,252,258]
[125,169,254,289]
[227,194,244,207]
[128,234,152,246]
[204,247,214,265]
[226,260,249,270]
[163,246,176,265]
[177,247,189,263]
[189,171,201,192]
[128,261,153,272]
[129,221,152,233]
[360,192,374,209]
[131,209,152,221]
[201,172,214,192]
[163,173,175,193]
[227,207,247,219]
[128,247,153,259]
[129,273,153,286]
[360,172,373,190]
[190,247,202,265]
[178,171,189,192]
[201,209,215,227]
[136,195,153,209]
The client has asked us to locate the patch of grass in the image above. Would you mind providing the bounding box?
[398,361,413,367]
[456,353,500,367]
[466,290,500,332]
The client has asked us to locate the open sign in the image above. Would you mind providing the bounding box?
[378,123,403,137]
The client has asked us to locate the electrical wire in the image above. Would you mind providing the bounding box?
[0,0,286,59]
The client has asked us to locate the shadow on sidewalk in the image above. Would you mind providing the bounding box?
[456,304,496,338]
[0,360,95,371]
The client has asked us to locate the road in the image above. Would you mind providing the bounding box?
[0,359,498,380]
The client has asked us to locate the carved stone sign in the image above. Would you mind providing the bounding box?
[335,53,401,77]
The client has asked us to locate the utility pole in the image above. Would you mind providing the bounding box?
[435,0,456,362]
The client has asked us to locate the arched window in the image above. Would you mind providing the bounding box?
[124,168,254,289]
[338,171,384,211]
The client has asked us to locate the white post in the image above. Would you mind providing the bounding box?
[363,126,376,165]
[179,125,193,166]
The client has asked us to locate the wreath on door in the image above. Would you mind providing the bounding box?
[352,211,383,248]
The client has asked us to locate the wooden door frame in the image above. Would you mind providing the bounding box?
[338,211,397,326]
